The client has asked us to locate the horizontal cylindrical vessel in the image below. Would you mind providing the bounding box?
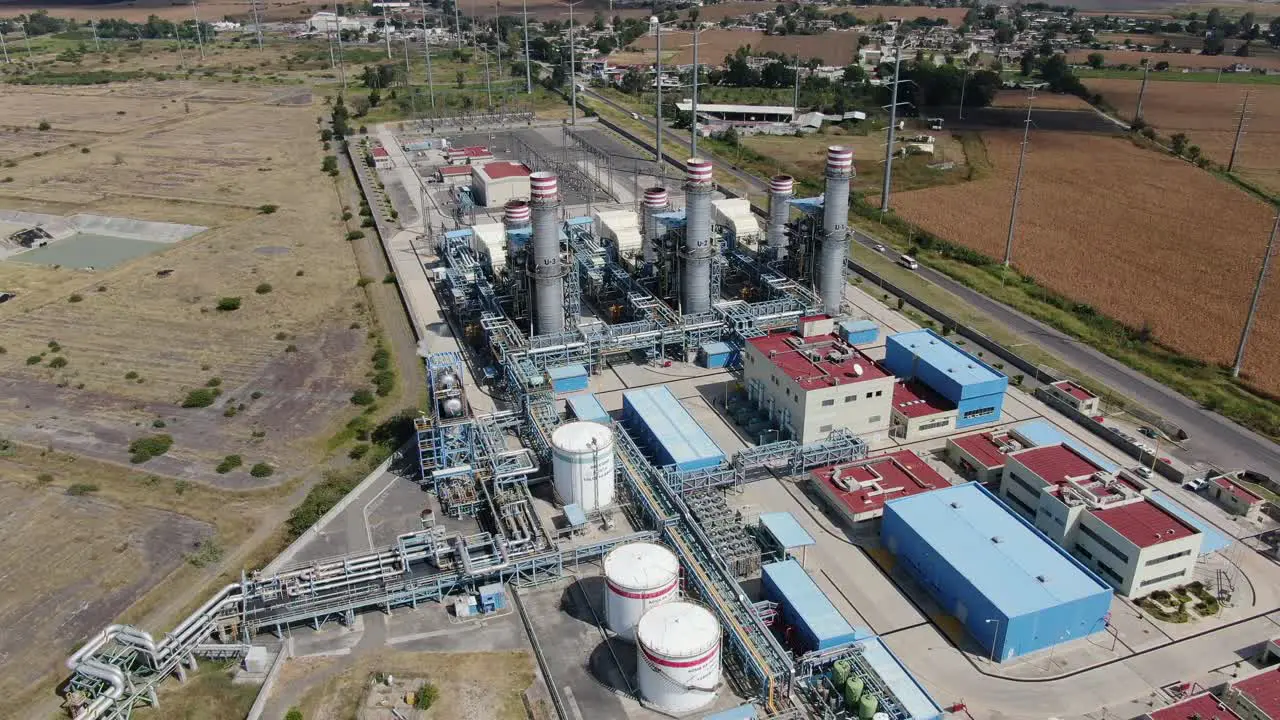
[551,421,615,511]
[636,601,721,714]
[605,542,680,641]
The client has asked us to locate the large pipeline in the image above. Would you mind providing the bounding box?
[529,172,566,334]
[641,186,668,267]
[766,175,793,259]
[681,158,715,315]
[819,147,853,314]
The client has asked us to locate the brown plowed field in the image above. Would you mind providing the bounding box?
[1067,49,1280,70]
[1087,78,1280,195]
[631,28,862,66]
[893,130,1280,390]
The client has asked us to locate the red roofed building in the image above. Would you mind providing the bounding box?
[811,450,951,523]
[889,379,958,440]
[446,145,495,165]
[1046,379,1101,415]
[1143,692,1242,720]
[370,145,393,169]
[1209,475,1267,523]
[472,161,532,207]
[743,316,895,443]
[1001,443,1202,596]
[1226,667,1280,720]
[436,165,473,185]
[946,429,1021,484]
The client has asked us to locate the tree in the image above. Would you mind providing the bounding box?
[1203,33,1225,55]
[455,70,466,88]
[1187,145,1202,161]
[1087,52,1105,69]
[1235,42,1252,57]
[368,88,381,107]
[1170,132,1188,156]
[1271,17,1280,48]
[842,64,866,83]
[1019,49,1036,76]
[760,61,795,88]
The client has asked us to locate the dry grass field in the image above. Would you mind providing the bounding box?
[0,0,317,21]
[1067,48,1280,70]
[631,28,862,66]
[893,130,1280,390]
[1087,78,1280,195]
[0,83,368,485]
[991,89,1095,110]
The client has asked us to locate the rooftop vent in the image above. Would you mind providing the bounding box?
[1036,575,1047,583]
[991,536,1002,544]
[949,502,960,509]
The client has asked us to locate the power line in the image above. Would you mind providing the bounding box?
[1233,210,1280,379]
[879,42,909,214]
[1228,90,1250,173]
[1004,86,1040,268]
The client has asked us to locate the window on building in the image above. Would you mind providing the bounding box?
[821,399,835,407]
[875,390,883,397]
[963,406,996,420]
[1078,524,1130,565]
[918,418,950,432]
[1145,549,1192,567]
[1004,491,1035,517]
[1008,471,1039,498]
[1140,569,1187,588]
[845,394,856,403]
[820,424,833,433]
[1074,545,1094,561]
[865,392,873,399]
[1095,562,1124,585]
[867,415,881,424]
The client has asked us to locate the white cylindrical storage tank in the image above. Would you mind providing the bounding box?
[604,542,680,641]
[636,601,721,715]
[551,421,615,511]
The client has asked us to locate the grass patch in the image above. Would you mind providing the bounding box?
[128,434,174,463]
[132,660,258,720]
[215,455,243,474]
[249,462,274,478]
[185,537,224,567]
[182,387,221,408]
[215,297,242,312]
[66,482,99,496]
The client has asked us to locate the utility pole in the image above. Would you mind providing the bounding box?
[654,17,664,173]
[1228,90,1250,173]
[522,0,532,93]
[484,42,493,111]
[958,59,968,121]
[1233,211,1280,378]
[568,0,578,125]
[792,54,801,119]
[420,1,436,110]
[336,21,348,92]
[21,22,34,63]
[327,27,336,69]
[454,0,462,49]
[403,36,418,117]
[1004,91,1036,267]
[880,43,905,213]
[1134,60,1149,124]
[249,0,263,50]
[191,0,205,61]
[90,19,101,52]
[1,24,10,63]
[384,12,393,59]
[690,25,699,158]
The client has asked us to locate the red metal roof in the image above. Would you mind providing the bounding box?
[812,450,949,517]
[1091,500,1198,549]
[1147,693,1241,720]
[1012,443,1105,485]
[892,380,955,419]
[1232,668,1280,719]
[1053,380,1096,402]
[747,331,888,391]
[479,161,531,180]
[1213,475,1263,504]
[438,165,471,176]
[371,146,389,157]
[449,145,492,157]
[951,431,1011,469]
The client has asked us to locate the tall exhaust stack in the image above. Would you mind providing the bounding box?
[819,146,853,313]
[641,187,668,267]
[504,199,531,229]
[681,158,714,315]
[767,174,794,259]
[529,172,566,335]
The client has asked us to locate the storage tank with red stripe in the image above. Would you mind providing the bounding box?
[603,542,679,641]
[636,601,721,714]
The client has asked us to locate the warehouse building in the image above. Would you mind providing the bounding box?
[622,386,725,472]
[1045,380,1101,416]
[812,450,950,524]
[743,315,894,443]
[890,379,957,440]
[881,483,1113,662]
[446,145,495,165]
[1000,443,1202,596]
[882,329,1008,429]
[471,161,532,208]
[761,559,867,653]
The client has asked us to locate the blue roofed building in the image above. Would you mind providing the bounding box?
[881,483,1112,662]
[621,386,725,472]
[565,393,611,424]
[762,559,869,653]
[883,329,1008,429]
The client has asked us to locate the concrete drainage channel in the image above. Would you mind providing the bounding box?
[0,209,206,268]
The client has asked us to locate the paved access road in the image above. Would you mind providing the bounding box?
[585,88,1280,479]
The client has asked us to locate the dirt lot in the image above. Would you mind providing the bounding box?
[0,441,286,714]
[1087,78,1280,195]
[0,83,367,486]
[1067,48,1280,70]
[892,130,1280,390]
[630,28,862,66]
[0,0,317,21]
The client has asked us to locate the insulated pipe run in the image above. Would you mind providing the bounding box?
[528,172,566,335]
[641,186,668,266]
[766,174,794,260]
[681,158,714,315]
[819,146,853,314]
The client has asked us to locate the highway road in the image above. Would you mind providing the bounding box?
[582,88,1280,479]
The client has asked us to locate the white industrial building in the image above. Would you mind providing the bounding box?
[472,161,532,208]
[593,208,642,258]
[711,198,762,250]
[999,443,1203,596]
[743,315,894,443]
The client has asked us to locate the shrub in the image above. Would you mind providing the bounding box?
[185,538,224,567]
[350,388,375,405]
[68,293,83,303]
[285,344,298,353]
[26,355,41,365]
[258,203,279,214]
[174,479,191,495]
[182,387,220,408]
[67,483,99,496]
[383,273,397,284]
[48,356,68,369]
[152,419,165,428]
[356,276,373,287]
[206,377,222,387]
[128,434,174,463]
[125,371,139,379]
[321,155,338,173]
[360,217,376,228]
[37,473,54,483]
[80,147,90,154]
[346,230,366,241]
[216,297,242,312]
[255,282,273,295]
[250,462,274,478]
[250,390,263,399]
[275,331,289,340]
[223,405,238,417]
[296,269,305,276]
[38,120,51,131]
[415,682,439,710]
[215,454,243,473]
[285,710,304,720]
[348,443,370,459]
[373,370,394,397]
[341,210,353,221]
[0,346,5,354]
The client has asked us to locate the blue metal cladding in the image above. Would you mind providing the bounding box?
[547,365,589,394]
[762,560,867,653]
[880,484,1112,662]
[699,341,736,368]
[837,318,879,346]
[884,329,1008,428]
[622,386,725,472]
[566,393,610,424]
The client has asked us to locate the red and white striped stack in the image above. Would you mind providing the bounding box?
[685,158,713,185]
[826,146,854,174]
[769,174,794,195]
[643,187,669,208]
[503,199,530,225]
[530,171,559,202]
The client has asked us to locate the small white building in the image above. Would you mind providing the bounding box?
[370,146,393,170]
[1045,379,1101,416]
[307,12,368,33]
[472,161,532,208]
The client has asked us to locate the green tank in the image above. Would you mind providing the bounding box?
[843,676,864,710]
[831,659,852,689]
[858,693,879,720]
